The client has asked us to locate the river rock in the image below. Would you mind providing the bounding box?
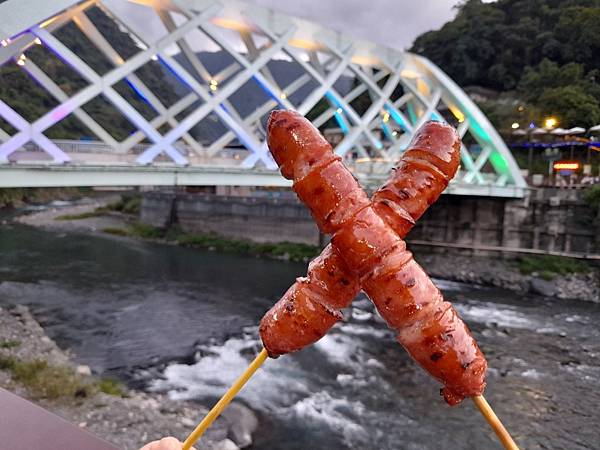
[76,365,92,376]
[554,272,600,303]
[221,402,258,448]
[529,277,557,297]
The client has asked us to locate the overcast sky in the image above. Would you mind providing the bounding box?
[106,0,495,53]
[243,0,464,50]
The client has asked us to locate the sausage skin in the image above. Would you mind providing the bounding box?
[260,110,486,405]
[260,119,460,358]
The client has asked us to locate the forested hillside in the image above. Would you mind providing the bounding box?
[412,0,600,128]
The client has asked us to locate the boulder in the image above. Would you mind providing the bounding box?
[76,365,92,376]
[529,277,557,297]
[221,402,258,448]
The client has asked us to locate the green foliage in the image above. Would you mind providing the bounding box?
[517,255,591,277]
[101,227,130,236]
[175,232,319,261]
[538,270,557,281]
[120,196,141,215]
[538,85,600,128]
[0,340,21,349]
[136,224,320,261]
[54,211,102,221]
[97,378,127,397]
[102,222,161,239]
[583,184,600,209]
[159,227,320,261]
[129,222,162,239]
[0,355,127,399]
[516,59,600,126]
[413,0,600,89]
[412,0,600,128]
[519,59,588,102]
[0,357,93,400]
[0,355,16,370]
[96,194,141,215]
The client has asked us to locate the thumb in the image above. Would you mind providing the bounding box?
[139,436,195,450]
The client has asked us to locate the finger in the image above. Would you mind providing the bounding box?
[158,437,184,450]
[138,437,184,450]
[138,441,158,450]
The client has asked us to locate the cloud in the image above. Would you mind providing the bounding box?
[103,0,462,54]
[242,0,460,50]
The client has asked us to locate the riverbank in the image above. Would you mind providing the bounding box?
[0,187,91,209]
[0,304,255,450]
[13,197,599,302]
[414,252,599,303]
[15,196,319,263]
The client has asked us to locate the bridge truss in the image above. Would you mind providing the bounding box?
[0,0,526,196]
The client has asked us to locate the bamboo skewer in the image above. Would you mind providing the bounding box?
[182,348,519,450]
[182,348,268,450]
[472,395,520,450]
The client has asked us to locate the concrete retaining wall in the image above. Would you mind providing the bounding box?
[408,189,598,256]
[140,189,599,256]
[141,192,321,245]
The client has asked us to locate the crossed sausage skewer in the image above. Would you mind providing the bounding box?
[259,117,460,357]
[182,111,519,450]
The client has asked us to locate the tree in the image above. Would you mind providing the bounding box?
[411,0,600,90]
[555,6,600,71]
[518,59,586,102]
[411,0,600,130]
[538,85,600,128]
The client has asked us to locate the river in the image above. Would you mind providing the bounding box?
[0,221,598,450]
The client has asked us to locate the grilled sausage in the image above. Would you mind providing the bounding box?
[260,118,460,358]
[260,110,486,404]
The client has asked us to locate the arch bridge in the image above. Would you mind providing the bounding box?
[0,0,526,197]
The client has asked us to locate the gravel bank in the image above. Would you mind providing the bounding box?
[0,305,257,450]
[15,195,129,233]
[415,252,600,303]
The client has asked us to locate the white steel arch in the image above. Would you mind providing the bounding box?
[0,0,527,196]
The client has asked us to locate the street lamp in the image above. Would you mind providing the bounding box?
[544,117,557,129]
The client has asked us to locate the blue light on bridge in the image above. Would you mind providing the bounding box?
[251,75,286,107]
[431,111,444,122]
[125,78,153,109]
[324,91,350,134]
[407,103,418,125]
[333,108,350,134]
[381,121,395,140]
[384,105,410,132]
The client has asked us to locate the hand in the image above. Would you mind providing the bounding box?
[138,437,196,450]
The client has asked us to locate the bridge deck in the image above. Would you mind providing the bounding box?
[0,163,527,197]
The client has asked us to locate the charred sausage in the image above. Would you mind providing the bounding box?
[261,111,486,404]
